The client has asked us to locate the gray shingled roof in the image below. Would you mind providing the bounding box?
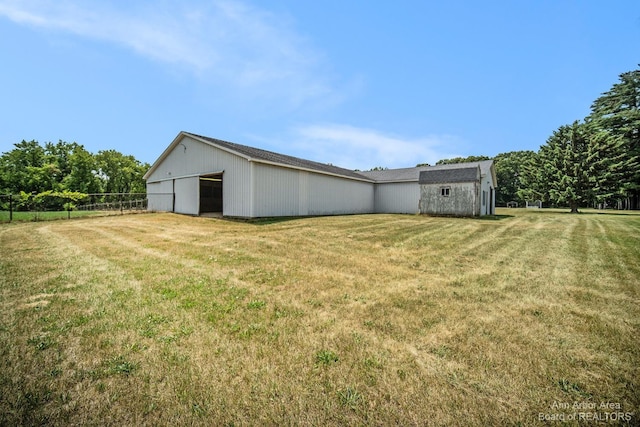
[186,132,369,181]
[359,161,493,183]
[419,166,479,184]
[429,160,494,176]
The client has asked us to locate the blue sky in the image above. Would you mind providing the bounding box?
[0,1,638,170]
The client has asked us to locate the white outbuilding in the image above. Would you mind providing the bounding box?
[144,132,497,218]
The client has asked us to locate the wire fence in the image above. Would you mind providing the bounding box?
[77,195,148,212]
[1,193,149,222]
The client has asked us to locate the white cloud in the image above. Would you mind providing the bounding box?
[287,124,463,170]
[0,0,339,108]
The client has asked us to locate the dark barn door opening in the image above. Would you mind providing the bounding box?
[200,174,223,215]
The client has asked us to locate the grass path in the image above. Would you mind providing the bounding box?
[1,209,638,425]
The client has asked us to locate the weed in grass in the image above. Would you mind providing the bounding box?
[227,286,249,301]
[179,298,197,309]
[338,387,363,410]
[306,299,323,308]
[363,356,384,370]
[159,288,178,300]
[431,345,451,359]
[557,378,591,398]
[247,300,266,310]
[236,323,265,339]
[191,401,208,416]
[104,355,137,376]
[27,335,55,351]
[315,350,339,366]
[137,313,170,338]
[421,316,442,329]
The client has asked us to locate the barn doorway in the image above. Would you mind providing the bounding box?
[199,174,223,215]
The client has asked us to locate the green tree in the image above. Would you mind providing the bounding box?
[587,67,640,209]
[0,140,47,194]
[585,128,636,207]
[63,146,103,194]
[538,121,591,213]
[44,141,80,185]
[435,155,490,165]
[516,152,546,206]
[95,150,148,194]
[1,140,148,210]
[493,150,537,206]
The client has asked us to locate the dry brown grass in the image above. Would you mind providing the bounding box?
[0,209,638,425]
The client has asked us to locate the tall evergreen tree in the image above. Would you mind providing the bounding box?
[587,67,640,208]
[585,128,635,207]
[538,121,591,213]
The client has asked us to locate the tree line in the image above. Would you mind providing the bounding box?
[0,140,149,211]
[435,66,639,212]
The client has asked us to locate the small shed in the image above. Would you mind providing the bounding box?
[417,160,496,216]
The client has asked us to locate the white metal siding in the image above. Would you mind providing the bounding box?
[223,161,253,217]
[147,180,173,212]
[252,164,301,217]
[299,171,309,216]
[480,176,495,215]
[308,174,374,215]
[374,182,420,214]
[174,177,199,215]
[251,164,374,217]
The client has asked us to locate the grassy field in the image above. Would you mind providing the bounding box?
[0,209,638,425]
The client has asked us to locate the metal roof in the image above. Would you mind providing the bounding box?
[419,166,480,184]
[186,132,370,181]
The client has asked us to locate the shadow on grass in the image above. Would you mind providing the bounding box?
[226,213,517,225]
[516,208,640,217]
[474,214,514,221]
[224,216,311,226]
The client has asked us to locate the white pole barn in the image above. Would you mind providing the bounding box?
[144,132,497,218]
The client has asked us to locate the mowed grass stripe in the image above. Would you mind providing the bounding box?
[0,210,638,426]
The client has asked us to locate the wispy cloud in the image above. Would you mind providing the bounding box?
[286,124,462,170]
[0,0,340,108]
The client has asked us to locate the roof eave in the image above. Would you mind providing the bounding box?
[374,179,419,184]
